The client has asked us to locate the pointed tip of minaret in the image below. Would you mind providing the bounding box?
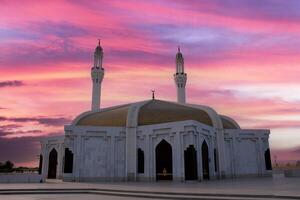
[98,39,101,46]
[178,45,180,52]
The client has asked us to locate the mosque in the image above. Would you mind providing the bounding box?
[39,42,272,182]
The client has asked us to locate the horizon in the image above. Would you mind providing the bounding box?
[1,0,300,167]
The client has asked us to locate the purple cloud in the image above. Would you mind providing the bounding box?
[0,129,42,138]
[170,0,300,22]
[292,147,300,154]
[0,80,24,88]
[0,116,72,127]
[0,131,63,166]
[0,136,41,165]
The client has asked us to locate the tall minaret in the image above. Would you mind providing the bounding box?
[174,46,187,103]
[91,40,104,110]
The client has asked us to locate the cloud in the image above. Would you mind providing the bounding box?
[0,116,71,127]
[0,39,91,67]
[292,147,300,154]
[0,21,92,67]
[0,80,24,88]
[189,88,236,98]
[170,0,300,23]
[0,133,61,166]
[0,124,22,132]
[0,129,43,138]
[0,136,40,165]
[272,145,300,162]
[31,21,88,39]
[35,117,71,126]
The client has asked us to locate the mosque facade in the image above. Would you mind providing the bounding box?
[40,42,272,182]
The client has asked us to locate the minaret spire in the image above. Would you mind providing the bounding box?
[91,40,105,110]
[174,46,187,104]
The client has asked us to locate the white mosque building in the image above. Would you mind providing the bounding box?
[40,42,272,182]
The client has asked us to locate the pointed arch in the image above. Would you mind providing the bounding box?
[202,141,210,180]
[184,145,198,180]
[155,139,173,180]
[48,148,58,179]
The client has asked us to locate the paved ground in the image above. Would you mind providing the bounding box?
[1,194,156,200]
[0,177,299,199]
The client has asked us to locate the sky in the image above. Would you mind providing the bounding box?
[1,0,300,167]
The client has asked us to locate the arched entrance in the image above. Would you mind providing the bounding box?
[184,145,198,180]
[264,148,272,170]
[202,141,209,180]
[48,148,58,179]
[64,148,73,173]
[156,140,172,180]
[137,148,144,174]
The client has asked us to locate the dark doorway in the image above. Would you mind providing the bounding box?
[264,148,272,170]
[48,148,58,179]
[184,145,198,180]
[137,148,144,173]
[38,154,43,174]
[156,140,172,180]
[64,148,73,173]
[202,141,209,180]
[214,149,218,172]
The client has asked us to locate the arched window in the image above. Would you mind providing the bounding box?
[214,149,218,172]
[264,148,272,170]
[137,148,144,173]
[202,141,209,180]
[64,148,73,173]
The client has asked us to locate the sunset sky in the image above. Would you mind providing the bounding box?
[1,0,300,167]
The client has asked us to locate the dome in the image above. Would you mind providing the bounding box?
[74,99,239,129]
[76,104,130,127]
[138,100,212,126]
[220,115,240,129]
[75,100,212,127]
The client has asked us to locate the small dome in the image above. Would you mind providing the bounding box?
[220,115,240,129]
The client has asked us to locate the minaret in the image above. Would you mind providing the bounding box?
[91,40,104,110]
[174,46,187,103]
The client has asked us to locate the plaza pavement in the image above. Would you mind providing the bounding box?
[0,177,299,199]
